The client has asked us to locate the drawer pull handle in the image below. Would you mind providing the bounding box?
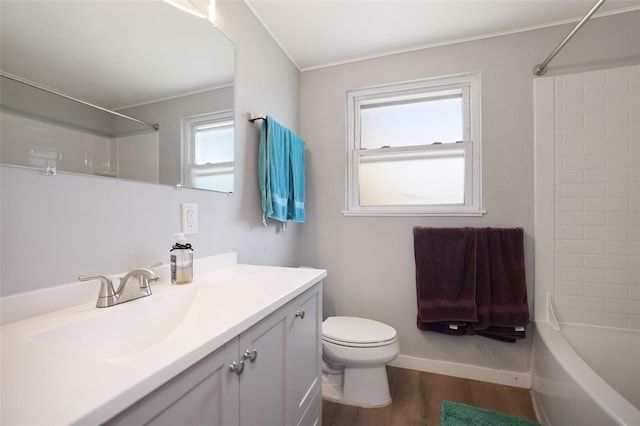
[229,360,245,376]
[295,310,305,319]
[243,349,258,363]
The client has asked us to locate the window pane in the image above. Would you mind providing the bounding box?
[191,165,234,193]
[360,95,463,149]
[359,150,464,205]
[195,124,234,164]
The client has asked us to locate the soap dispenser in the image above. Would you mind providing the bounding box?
[170,233,193,284]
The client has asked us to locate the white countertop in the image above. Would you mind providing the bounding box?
[0,258,326,425]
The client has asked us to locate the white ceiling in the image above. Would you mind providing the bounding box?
[245,0,640,71]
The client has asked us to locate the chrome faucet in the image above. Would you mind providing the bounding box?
[79,264,160,308]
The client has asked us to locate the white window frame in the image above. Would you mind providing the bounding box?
[182,110,234,191]
[345,72,485,216]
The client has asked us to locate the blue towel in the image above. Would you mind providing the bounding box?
[258,117,305,224]
[289,132,305,223]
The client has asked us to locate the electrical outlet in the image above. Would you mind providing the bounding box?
[181,203,198,234]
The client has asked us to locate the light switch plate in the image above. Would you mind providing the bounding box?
[181,203,198,234]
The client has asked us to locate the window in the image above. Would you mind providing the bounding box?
[345,72,484,216]
[183,110,234,193]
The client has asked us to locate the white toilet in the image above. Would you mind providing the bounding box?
[321,316,400,407]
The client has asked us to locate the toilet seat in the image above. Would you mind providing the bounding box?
[322,316,397,348]
[323,335,397,348]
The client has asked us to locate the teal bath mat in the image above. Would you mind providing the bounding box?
[441,400,540,426]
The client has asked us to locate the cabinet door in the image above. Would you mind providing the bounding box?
[292,285,322,423]
[238,306,292,426]
[106,339,239,426]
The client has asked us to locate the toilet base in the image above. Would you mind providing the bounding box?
[322,366,392,408]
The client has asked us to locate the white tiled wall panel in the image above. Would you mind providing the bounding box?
[1,111,157,181]
[554,64,640,330]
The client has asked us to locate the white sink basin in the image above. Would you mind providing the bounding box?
[28,286,197,362]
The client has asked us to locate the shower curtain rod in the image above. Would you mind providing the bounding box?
[533,0,606,76]
[0,71,160,130]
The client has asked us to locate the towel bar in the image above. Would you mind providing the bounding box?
[248,113,306,147]
[248,112,266,122]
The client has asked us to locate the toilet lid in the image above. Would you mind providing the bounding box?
[322,316,397,345]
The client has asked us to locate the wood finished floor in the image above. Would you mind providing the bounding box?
[322,366,538,426]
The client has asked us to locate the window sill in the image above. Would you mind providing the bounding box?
[342,207,487,217]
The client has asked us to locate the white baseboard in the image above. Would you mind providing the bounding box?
[388,354,531,389]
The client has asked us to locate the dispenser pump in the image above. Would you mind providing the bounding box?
[170,232,193,284]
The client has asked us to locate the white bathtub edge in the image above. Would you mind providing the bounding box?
[534,320,640,426]
[531,383,551,426]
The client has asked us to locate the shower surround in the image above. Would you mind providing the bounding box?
[533,63,640,425]
[551,65,639,329]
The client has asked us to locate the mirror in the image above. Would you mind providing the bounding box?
[0,0,235,193]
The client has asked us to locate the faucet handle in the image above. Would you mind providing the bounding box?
[119,267,160,293]
[148,261,162,280]
[78,274,117,308]
[139,262,163,289]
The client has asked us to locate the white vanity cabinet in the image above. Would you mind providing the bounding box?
[106,282,322,426]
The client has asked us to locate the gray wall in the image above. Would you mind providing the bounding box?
[299,12,640,374]
[0,0,301,296]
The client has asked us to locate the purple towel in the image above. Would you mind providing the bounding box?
[413,227,478,325]
[413,227,529,342]
[472,228,529,332]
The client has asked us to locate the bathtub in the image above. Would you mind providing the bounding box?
[533,321,640,425]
